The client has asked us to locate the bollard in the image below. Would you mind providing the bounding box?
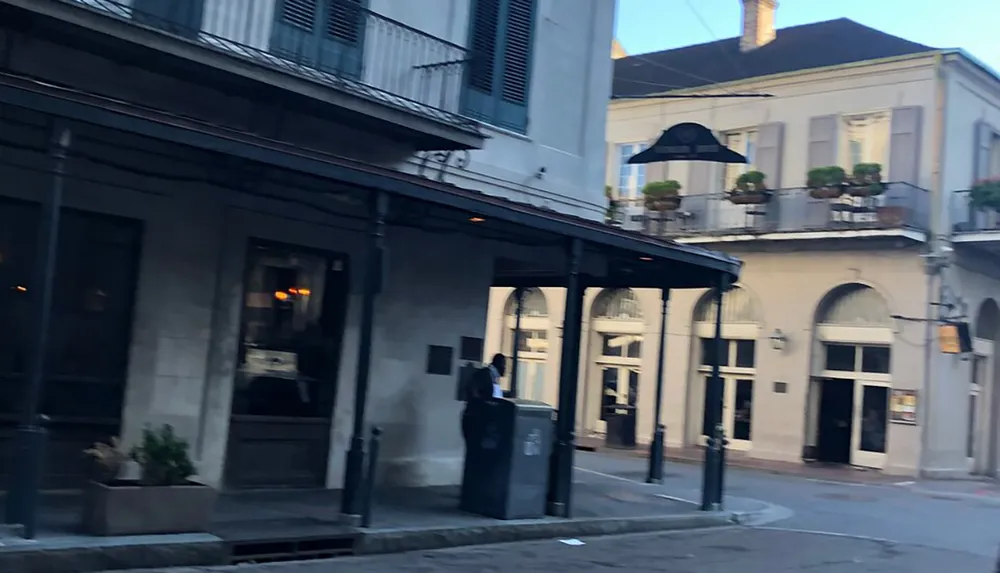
[700,432,719,511]
[360,426,382,528]
[646,424,665,484]
[715,424,727,511]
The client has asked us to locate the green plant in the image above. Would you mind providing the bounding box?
[84,436,129,484]
[848,162,885,196]
[970,177,1000,211]
[130,424,196,486]
[642,180,682,210]
[806,166,847,189]
[733,170,767,193]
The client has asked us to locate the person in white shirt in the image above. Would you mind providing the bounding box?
[486,353,506,398]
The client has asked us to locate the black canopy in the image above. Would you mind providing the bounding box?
[628,122,747,164]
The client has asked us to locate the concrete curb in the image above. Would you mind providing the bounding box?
[0,534,225,573]
[355,512,737,555]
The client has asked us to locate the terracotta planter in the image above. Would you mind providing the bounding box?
[646,196,682,211]
[876,206,905,226]
[81,479,216,536]
[727,191,772,205]
[808,186,844,200]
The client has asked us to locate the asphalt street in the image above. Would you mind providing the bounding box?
[113,452,1000,572]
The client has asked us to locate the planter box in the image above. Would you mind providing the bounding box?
[808,186,844,200]
[876,206,906,227]
[727,192,771,205]
[646,196,682,211]
[81,480,216,536]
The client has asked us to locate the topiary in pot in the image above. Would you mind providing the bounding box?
[970,177,1000,212]
[642,180,682,211]
[131,424,196,486]
[807,166,847,199]
[727,170,773,205]
[849,162,885,197]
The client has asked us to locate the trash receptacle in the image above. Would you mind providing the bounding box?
[604,404,637,449]
[460,398,554,520]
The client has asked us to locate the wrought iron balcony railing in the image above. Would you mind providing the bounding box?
[950,189,1000,233]
[64,0,477,132]
[609,183,930,239]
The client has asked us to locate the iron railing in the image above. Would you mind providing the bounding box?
[610,183,930,238]
[63,0,478,132]
[949,189,1000,233]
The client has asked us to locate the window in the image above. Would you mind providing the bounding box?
[839,112,890,172]
[463,0,537,134]
[601,334,642,359]
[723,130,757,191]
[824,344,891,373]
[510,329,547,353]
[269,0,366,77]
[616,143,648,199]
[699,338,755,369]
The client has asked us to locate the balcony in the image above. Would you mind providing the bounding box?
[950,189,1000,252]
[30,0,483,150]
[611,183,930,244]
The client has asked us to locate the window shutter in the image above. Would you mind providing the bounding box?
[271,0,321,65]
[755,122,784,188]
[318,0,365,77]
[644,137,665,183]
[327,0,363,43]
[974,120,995,181]
[463,0,502,122]
[888,106,923,185]
[132,0,204,38]
[807,115,838,169]
[495,0,536,133]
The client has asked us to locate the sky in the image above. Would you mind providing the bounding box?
[615,0,999,74]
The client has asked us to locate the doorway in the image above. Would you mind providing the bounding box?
[817,379,853,464]
[700,376,755,451]
[224,241,349,489]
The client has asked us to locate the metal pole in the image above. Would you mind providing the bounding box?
[360,426,382,528]
[341,191,388,516]
[547,238,584,518]
[4,125,70,536]
[647,288,669,483]
[509,287,524,398]
[700,277,727,511]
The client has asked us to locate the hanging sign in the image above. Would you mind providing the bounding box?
[889,389,918,425]
[938,322,972,354]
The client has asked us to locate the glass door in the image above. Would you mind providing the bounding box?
[852,382,889,469]
[597,366,639,433]
[700,376,755,451]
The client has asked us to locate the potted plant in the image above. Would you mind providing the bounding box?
[970,177,1000,211]
[848,163,885,197]
[605,184,621,225]
[727,170,773,205]
[642,180,682,211]
[81,425,216,536]
[806,166,847,199]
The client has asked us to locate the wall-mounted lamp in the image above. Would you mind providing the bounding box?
[769,328,788,351]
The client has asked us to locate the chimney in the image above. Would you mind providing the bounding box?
[740,0,777,52]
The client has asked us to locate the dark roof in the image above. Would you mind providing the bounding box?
[613,18,935,98]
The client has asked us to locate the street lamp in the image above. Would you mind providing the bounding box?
[769,329,787,351]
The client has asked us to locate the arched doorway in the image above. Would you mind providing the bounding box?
[808,284,893,469]
[588,289,644,439]
[502,288,549,401]
[972,299,998,475]
[689,286,760,451]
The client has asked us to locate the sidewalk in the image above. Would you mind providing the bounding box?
[0,467,752,573]
[576,436,906,485]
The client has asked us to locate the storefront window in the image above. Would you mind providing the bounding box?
[231,244,344,419]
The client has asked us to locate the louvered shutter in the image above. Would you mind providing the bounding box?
[317,0,365,77]
[495,0,536,133]
[807,115,838,169]
[270,0,321,66]
[463,0,502,123]
[974,120,995,181]
[132,0,204,39]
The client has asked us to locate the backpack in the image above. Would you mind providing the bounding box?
[467,366,495,401]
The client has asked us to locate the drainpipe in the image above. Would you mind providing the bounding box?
[919,51,949,475]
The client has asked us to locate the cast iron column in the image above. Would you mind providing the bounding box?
[700,276,727,511]
[647,288,670,483]
[341,190,388,517]
[4,125,71,537]
[547,238,584,517]
[509,287,524,398]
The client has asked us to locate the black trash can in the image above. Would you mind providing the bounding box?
[604,404,637,449]
[460,398,554,519]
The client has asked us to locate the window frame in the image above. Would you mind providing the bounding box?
[721,128,758,192]
[616,142,648,200]
[837,110,891,174]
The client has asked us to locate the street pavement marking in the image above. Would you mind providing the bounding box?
[752,525,896,545]
[574,466,658,486]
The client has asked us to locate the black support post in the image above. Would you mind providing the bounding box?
[509,287,524,398]
[547,238,585,518]
[4,125,71,537]
[700,276,727,511]
[647,288,670,484]
[341,191,388,517]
